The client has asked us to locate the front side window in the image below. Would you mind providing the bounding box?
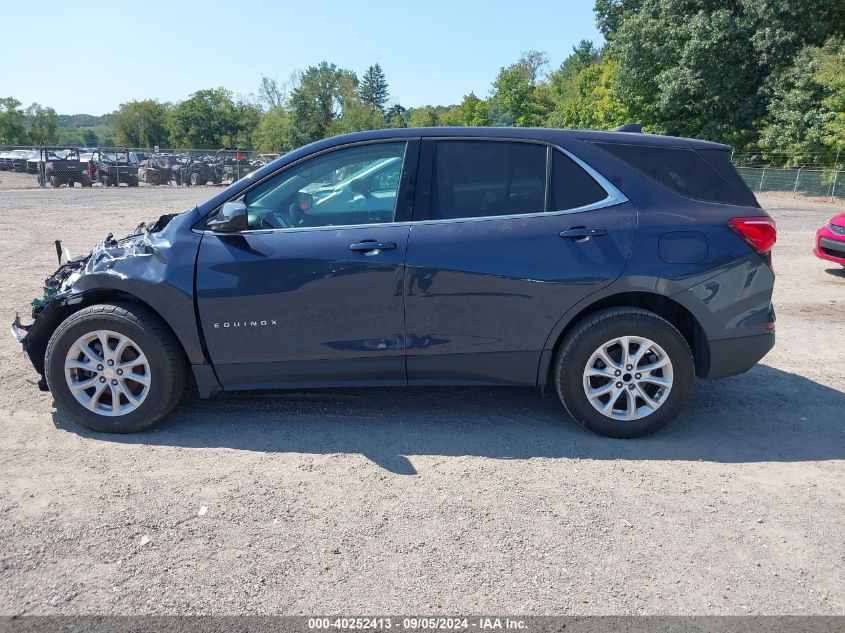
[239,142,407,230]
[430,141,546,220]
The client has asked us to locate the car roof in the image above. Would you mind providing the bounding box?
[305,126,732,152]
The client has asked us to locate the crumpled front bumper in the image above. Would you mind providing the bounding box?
[10,313,27,344]
[10,313,49,391]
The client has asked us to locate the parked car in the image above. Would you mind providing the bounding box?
[0,149,34,172]
[813,212,845,267]
[11,126,776,437]
[94,150,139,187]
[36,148,91,187]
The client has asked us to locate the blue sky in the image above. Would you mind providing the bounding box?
[1,0,602,115]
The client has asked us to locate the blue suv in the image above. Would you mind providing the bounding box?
[11,127,776,438]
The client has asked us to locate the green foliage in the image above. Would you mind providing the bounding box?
[253,107,294,153]
[166,88,252,148]
[607,0,845,145]
[815,38,845,153]
[287,62,359,146]
[0,97,26,145]
[761,38,845,164]
[547,58,630,130]
[360,64,389,113]
[24,104,57,145]
[549,40,601,101]
[112,100,169,147]
[489,65,547,127]
[385,104,408,128]
[438,93,490,127]
[408,107,440,127]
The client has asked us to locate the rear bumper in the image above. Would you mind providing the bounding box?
[703,331,775,379]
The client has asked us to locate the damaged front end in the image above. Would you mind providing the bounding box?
[11,213,181,391]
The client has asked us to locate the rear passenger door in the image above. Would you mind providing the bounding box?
[404,139,637,386]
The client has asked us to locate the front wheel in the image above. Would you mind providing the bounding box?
[553,307,694,438]
[45,303,186,433]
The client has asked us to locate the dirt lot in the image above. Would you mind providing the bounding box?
[0,188,842,615]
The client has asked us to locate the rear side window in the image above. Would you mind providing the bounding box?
[696,148,760,207]
[593,142,754,206]
[549,150,609,210]
[431,141,546,219]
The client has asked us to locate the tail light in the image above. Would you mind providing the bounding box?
[728,217,777,254]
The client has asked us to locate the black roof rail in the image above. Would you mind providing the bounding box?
[613,123,644,133]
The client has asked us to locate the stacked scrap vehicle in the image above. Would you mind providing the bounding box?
[14,145,273,187]
[138,154,180,185]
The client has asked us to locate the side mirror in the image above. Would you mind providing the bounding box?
[207,201,248,233]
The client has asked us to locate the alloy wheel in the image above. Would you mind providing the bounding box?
[64,330,151,416]
[582,335,674,421]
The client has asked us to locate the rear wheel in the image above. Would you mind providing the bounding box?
[189,171,202,186]
[48,175,59,187]
[553,307,694,438]
[81,173,92,187]
[45,303,185,433]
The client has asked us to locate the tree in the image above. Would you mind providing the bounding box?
[258,76,287,110]
[0,97,26,145]
[489,65,546,127]
[454,93,489,126]
[608,0,845,145]
[360,64,389,113]
[594,0,644,39]
[547,58,630,130]
[815,38,845,153]
[24,104,57,145]
[112,100,169,147]
[760,38,845,165]
[81,129,99,146]
[548,40,601,101]
[517,50,550,85]
[385,104,407,128]
[253,107,294,153]
[408,107,440,127]
[287,62,359,146]
[167,88,241,148]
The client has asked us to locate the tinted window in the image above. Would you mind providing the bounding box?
[549,150,608,210]
[696,148,760,207]
[594,142,751,205]
[239,142,406,230]
[431,141,546,219]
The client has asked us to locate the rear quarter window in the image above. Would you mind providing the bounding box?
[550,150,609,210]
[593,142,756,206]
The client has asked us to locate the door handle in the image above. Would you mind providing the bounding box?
[348,240,398,253]
[559,227,608,240]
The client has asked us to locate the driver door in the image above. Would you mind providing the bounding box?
[195,140,418,389]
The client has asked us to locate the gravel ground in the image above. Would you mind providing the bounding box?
[0,188,842,615]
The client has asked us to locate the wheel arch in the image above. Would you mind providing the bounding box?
[24,289,192,377]
[538,290,710,388]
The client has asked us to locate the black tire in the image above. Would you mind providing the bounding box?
[553,307,694,439]
[81,173,92,187]
[128,177,139,187]
[189,171,202,186]
[44,303,186,433]
[48,175,59,188]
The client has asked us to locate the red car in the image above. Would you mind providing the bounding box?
[814,212,845,267]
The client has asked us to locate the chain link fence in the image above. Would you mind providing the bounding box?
[735,166,844,200]
[0,145,279,190]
